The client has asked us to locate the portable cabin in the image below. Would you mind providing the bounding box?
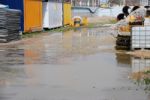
[43,0,63,29]
[0,0,43,32]
[63,0,72,25]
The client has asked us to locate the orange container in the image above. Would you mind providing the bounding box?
[24,0,43,32]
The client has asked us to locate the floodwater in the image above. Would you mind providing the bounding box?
[0,27,149,100]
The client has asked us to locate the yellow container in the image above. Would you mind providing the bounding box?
[63,3,72,25]
[82,17,88,26]
[24,0,43,32]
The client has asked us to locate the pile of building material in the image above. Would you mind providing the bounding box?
[0,7,21,43]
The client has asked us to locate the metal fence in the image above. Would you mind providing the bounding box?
[140,0,150,6]
[72,0,100,7]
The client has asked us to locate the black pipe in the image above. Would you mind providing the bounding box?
[117,13,125,21]
[122,6,130,17]
[130,6,140,13]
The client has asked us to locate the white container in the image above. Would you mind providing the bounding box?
[43,2,63,29]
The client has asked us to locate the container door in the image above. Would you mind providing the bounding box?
[43,2,50,28]
[24,0,42,32]
[48,2,63,28]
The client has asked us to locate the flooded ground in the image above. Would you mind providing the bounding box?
[0,27,150,100]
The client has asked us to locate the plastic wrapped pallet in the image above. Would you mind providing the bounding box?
[132,26,150,50]
[0,4,7,8]
[0,7,21,43]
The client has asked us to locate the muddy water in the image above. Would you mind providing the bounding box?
[0,27,149,100]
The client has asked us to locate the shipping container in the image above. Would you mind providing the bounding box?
[43,0,63,29]
[24,0,43,32]
[63,0,72,25]
[0,0,43,32]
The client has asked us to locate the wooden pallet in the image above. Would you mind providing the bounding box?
[115,45,130,50]
[132,48,150,51]
[115,35,131,50]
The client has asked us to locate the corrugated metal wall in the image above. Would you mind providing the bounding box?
[43,1,63,29]
[24,0,43,32]
[0,0,24,31]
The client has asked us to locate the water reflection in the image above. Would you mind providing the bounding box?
[0,48,26,85]
[131,58,150,74]
[22,27,115,65]
[0,27,115,85]
[0,27,115,66]
[116,53,131,67]
[0,49,24,66]
[116,53,150,92]
[0,27,149,100]
[130,57,150,91]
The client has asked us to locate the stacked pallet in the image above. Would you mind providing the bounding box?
[116,35,131,50]
[0,7,21,43]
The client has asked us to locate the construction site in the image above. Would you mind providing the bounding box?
[0,0,150,100]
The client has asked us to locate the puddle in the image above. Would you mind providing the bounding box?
[116,52,150,92]
[116,53,131,67]
[0,27,149,100]
[0,27,115,65]
[129,57,150,92]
